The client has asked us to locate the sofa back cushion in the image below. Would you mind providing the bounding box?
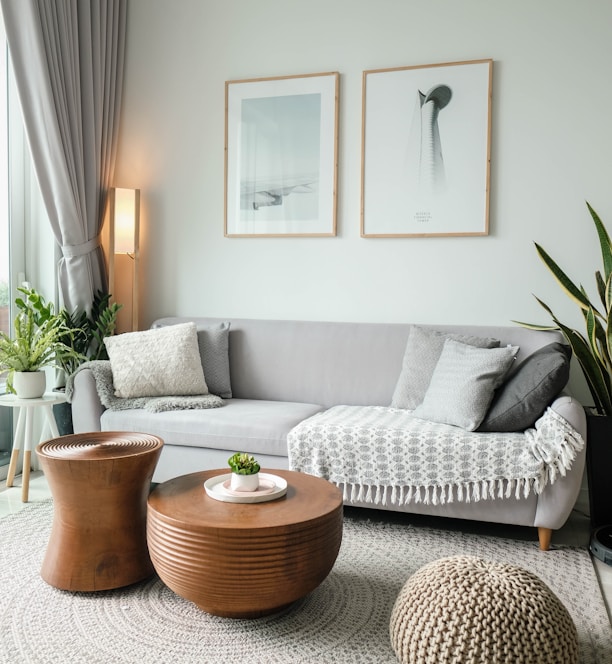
[152,317,566,409]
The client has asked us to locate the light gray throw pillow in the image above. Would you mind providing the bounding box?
[412,339,519,430]
[197,323,232,399]
[391,326,500,410]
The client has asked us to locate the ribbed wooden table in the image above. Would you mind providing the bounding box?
[37,432,164,591]
[147,469,343,618]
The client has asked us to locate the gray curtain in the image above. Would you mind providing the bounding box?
[0,0,126,313]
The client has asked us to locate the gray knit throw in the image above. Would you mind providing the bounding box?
[65,361,224,412]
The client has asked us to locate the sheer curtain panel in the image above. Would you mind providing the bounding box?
[0,0,127,313]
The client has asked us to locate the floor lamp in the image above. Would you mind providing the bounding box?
[106,187,140,334]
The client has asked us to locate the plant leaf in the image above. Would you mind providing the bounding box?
[535,243,601,317]
[557,320,612,415]
[588,201,612,283]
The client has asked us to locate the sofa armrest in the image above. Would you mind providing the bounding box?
[534,394,586,530]
[549,393,586,441]
[71,368,104,433]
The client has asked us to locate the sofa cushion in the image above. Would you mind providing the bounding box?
[197,323,232,398]
[104,322,208,398]
[412,340,519,430]
[478,342,571,432]
[101,398,323,457]
[391,326,500,410]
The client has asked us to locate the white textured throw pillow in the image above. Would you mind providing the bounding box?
[105,322,208,398]
[411,339,519,431]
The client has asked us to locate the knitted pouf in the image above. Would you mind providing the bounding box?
[389,556,578,664]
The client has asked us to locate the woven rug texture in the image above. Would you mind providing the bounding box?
[0,500,610,664]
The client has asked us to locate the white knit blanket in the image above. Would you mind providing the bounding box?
[287,405,584,506]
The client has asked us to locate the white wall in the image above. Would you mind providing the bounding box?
[115,0,612,338]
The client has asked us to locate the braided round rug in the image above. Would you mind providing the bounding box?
[1,500,610,664]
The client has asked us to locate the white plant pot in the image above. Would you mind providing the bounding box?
[230,472,259,492]
[13,371,46,399]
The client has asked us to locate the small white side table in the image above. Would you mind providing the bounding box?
[0,392,66,502]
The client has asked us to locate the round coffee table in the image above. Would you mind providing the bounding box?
[147,469,343,618]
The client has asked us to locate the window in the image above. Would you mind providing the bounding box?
[0,17,12,470]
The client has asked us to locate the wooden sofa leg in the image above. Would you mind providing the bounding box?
[538,527,552,551]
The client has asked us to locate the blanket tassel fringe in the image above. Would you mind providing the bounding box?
[341,476,546,507]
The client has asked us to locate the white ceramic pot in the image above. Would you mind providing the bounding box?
[230,472,259,492]
[13,371,46,399]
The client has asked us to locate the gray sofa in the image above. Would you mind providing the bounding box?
[70,317,586,549]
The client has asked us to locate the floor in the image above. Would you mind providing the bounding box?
[1,471,611,625]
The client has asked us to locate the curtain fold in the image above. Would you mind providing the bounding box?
[0,0,127,313]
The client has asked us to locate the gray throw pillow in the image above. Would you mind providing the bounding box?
[197,323,232,398]
[411,340,519,431]
[391,326,500,410]
[478,342,571,432]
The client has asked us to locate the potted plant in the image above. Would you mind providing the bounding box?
[516,201,612,527]
[0,287,84,399]
[228,452,261,492]
[52,290,122,433]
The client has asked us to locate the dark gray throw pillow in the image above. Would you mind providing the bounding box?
[477,342,571,432]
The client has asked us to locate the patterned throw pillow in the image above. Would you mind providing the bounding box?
[412,340,519,431]
[105,322,208,398]
[391,326,500,410]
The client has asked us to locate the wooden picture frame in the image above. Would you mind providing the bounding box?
[361,59,493,238]
[225,72,339,237]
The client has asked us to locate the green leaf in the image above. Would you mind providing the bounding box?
[535,243,601,317]
[588,201,612,283]
[557,321,612,415]
[585,307,612,374]
[512,320,558,331]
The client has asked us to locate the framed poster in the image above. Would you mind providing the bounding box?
[361,59,492,237]
[225,71,339,237]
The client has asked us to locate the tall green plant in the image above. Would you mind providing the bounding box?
[56,290,122,376]
[516,202,612,415]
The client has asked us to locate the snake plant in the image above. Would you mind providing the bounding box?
[516,202,612,415]
[0,287,85,393]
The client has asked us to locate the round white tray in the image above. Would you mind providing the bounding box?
[203,472,288,504]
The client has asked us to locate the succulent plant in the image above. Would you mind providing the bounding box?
[228,452,260,475]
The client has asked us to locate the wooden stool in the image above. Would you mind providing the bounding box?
[36,432,163,591]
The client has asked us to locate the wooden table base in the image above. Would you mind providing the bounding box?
[147,469,343,618]
[37,432,163,592]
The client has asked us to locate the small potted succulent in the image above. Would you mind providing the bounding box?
[228,452,260,492]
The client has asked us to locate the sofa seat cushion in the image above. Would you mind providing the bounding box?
[101,398,324,458]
